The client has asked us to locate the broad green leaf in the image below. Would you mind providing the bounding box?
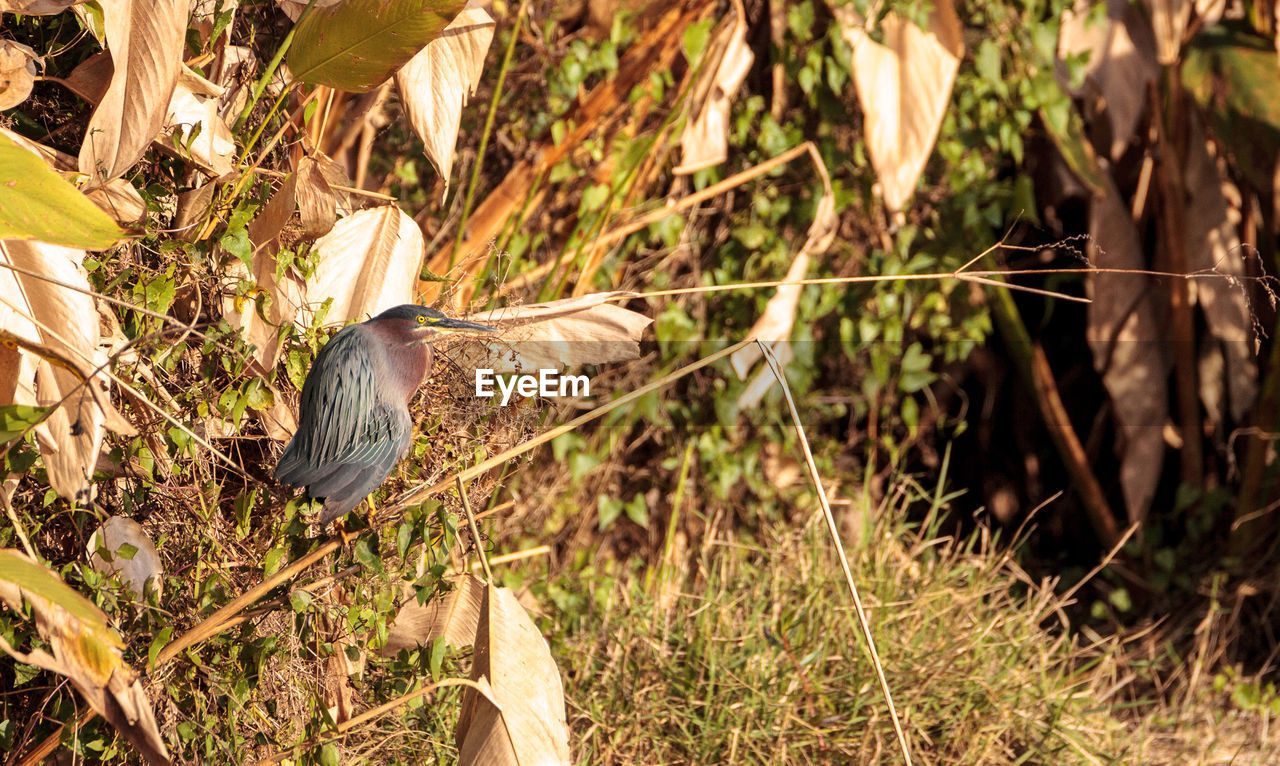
[0,133,124,249]
[287,0,467,92]
[0,403,49,445]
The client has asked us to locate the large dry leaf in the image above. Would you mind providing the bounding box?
[304,206,426,325]
[1182,116,1257,423]
[295,154,337,238]
[674,0,753,175]
[78,0,187,182]
[834,0,963,212]
[1086,177,1167,524]
[1058,0,1159,160]
[378,573,486,657]
[0,240,135,502]
[0,549,171,765]
[456,584,571,766]
[87,516,163,600]
[396,1,495,196]
[1145,0,1190,65]
[457,292,652,373]
[0,39,38,110]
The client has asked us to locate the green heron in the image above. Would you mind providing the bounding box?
[275,304,495,524]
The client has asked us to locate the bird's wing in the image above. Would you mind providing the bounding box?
[276,326,408,487]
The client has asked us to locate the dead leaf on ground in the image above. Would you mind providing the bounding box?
[456,584,571,766]
[0,240,135,503]
[0,548,171,765]
[1086,176,1168,524]
[832,0,963,213]
[378,573,486,657]
[87,516,164,600]
[1058,0,1159,160]
[304,205,426,326]
[396,0,495,197]
[674,0,753,174]
[0,39,39,110]
[457,292,653,373]
[1182,115,1257,424]
[79,0,187,183]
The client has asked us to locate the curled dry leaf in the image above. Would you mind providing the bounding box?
[0,39,39,110]
[378,573,486,657]
[456,584,571,766]
[674,0,753,175]
[87,516,164,600]
[79,0,187,183]
[457,292,653,374]
[295,154,337,238]
[0,549,171,766]
[396,0,495,196]
[164,81,237,176]
[305,205,426,325]
[832,0,963,213]
[1058,0,1159,160]
[1183,116,1257,423]
[213,44,258,120]
[1086,176,1168,524]
[0,239,135,503]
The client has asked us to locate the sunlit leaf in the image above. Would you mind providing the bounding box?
[674,0,753,175]
[378,573,486,656]
[87,516,164,600]
[306,206,426,325]
[0,39,39,110]
[0,132,125,249]
[287,0,467,92]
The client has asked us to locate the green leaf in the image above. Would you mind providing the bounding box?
[287,0,468,92]
[0,132,124,250]
[148,627,173,671]
[0,404,49,446]
[353,537,384,575]
[428,636,447,679]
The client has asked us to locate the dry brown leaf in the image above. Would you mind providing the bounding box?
[0,125,146,224]
[834,0,963,213]
[295,154,337,238]
[305,205,426,325]
[87,516,164,600]
[213,45,258,120]
[458,292,652,373]
[456,584,571,766]
[0,40,39,110]
[1086,176,1168,524]
[0,239,135,503]
[1183,116,1257,424]
[0,548,171,765]
[396,1,495,196]
[1145,0,1190,65]
[275,0,340,22]
[674,0,753,175]
[378,573,486,657]
[1058,0,1159,160]
[79,0,187,182]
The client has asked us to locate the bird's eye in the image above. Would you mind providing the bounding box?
[417,315,426,323]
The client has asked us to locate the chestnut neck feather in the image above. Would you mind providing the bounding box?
[366,318,432,404]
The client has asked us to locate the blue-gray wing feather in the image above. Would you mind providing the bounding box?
[275,326,412,521]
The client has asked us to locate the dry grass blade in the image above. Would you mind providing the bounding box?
[756,340,912,765]
[456,584,571,765]
[0,549,171,766]
[79,0,187,182]
[396,0,495,197]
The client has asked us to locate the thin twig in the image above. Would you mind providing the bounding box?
[457,476,493,582]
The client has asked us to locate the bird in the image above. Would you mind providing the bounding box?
[274,304,495,524]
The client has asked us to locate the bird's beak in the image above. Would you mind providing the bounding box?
[423,317,497,335]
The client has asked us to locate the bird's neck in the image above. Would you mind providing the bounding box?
[369,320,432,403]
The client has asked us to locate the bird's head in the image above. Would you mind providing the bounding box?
[371,304,496,346]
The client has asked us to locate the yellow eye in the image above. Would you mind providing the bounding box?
[417,315,426,323]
